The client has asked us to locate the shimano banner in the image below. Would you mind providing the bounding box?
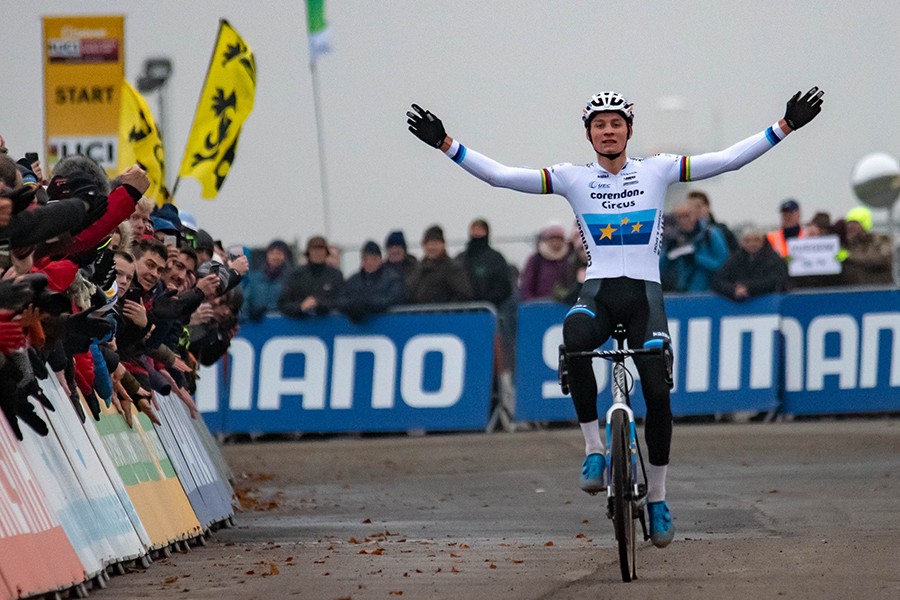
[515,289,899,421]
[198,310,496,434]
[780,289,900,414]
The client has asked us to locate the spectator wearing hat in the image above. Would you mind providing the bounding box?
[767,198,806,258]
[278,235,344,318]
[334,241,405,322]
[455,218,512,308]
[193,229,216,264]
[383,230,418,292]
[842,206,893,285]
[711,229,788,301]
[242,239,295,322]
[48,157,149,257]
[151,216,180,251]
[519,223,572,301]
[407,225,473,304]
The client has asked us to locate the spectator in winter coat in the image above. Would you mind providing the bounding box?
[767,198,806,258]
[660,201,729,292]
[710,229,788,301]
[519,223,571,301]
[407,225,473,304]
[334,241,405,322]
[383,229,418,295]
[278,235,344,318]
[842,206,893,285]
[455,218,512,308]
[686,190,738,254]
[242,239,293,321]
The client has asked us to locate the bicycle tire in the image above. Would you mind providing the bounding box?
[610,409,634,582]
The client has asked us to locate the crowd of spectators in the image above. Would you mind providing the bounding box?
[6,126,884,442]
[241,189,893,329]
[0,141,246,441]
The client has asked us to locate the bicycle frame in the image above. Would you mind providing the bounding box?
[561,341,665,520]
[559,333,665,581]
[606,361,641,502]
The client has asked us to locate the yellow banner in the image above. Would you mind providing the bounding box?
[118,80,171,205]
[42,15,125,177]
[178,19,256,199]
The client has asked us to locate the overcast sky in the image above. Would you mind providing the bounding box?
[2,1,898,268]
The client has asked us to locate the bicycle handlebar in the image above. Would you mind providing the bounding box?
[566,346,664,360]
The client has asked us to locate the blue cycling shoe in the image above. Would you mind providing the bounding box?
[647,501,675,548]
[579,453,606,494]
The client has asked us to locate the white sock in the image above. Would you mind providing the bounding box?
[580,420,604,456]
[647,464,668,503]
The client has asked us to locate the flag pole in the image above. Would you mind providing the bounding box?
[310,59,331,239]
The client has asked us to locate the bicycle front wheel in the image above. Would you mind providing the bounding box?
[610,409,634,582]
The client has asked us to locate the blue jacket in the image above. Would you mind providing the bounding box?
[660,224,729,292]
[242,268,287,322]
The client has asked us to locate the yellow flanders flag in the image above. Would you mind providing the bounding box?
[178,19,256,199]
[118,80,171,205]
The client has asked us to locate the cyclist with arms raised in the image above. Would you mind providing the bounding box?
[406,87,823,548]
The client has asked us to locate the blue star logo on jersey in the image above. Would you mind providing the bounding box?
[584,209,656,246]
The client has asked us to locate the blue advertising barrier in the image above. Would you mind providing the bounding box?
[515,288,899,421]
[198,310,496,434]
[780,288,900,414]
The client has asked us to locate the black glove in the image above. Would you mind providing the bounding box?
[784,86,824,130]
[28,346,49,380]
[0,363,23,440]
[23,379,53,412]
[7,184,37,214]
[15,396,49,437]
[90,248,117,290]
[83,389,101,422]
[69,389,86,423]
[62,310,115,354]
[0,280,34,311]
[407,104,447,148]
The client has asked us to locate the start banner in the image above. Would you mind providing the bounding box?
[42,15,125,175]
[197,310,496,435]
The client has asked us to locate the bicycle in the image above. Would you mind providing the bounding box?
[557,325,665,582]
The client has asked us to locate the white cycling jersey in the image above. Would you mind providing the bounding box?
[444,122,789,283]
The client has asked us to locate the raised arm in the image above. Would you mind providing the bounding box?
[407,104,552,194]
[680,87,824,182]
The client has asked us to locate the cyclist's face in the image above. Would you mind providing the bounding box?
[587,112,630,156]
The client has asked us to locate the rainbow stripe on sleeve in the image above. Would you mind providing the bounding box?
[540,168,553,194]
[679,156,691,182]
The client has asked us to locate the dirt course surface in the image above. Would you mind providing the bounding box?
[98,420,900,599]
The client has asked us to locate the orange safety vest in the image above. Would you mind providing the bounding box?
[766,228,806,258]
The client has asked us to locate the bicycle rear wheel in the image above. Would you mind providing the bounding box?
[610,409,634,582]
